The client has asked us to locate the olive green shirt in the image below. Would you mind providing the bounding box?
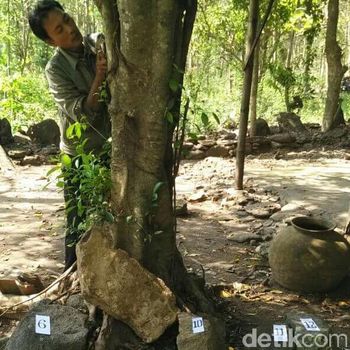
[45,33,111,156]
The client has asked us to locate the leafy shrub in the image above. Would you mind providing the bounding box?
[0,72,57,131]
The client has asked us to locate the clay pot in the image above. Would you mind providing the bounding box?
[269,216,350,292]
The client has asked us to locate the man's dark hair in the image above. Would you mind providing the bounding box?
[28,1,64,41]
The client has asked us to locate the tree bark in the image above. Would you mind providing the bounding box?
[323,0,347,131]
[235,0,259,190]
[285,31,295,112]
[94,0,212,314]
[249,38,260,137]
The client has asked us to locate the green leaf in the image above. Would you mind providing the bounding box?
[165,111,174,124]
[56,181,65,188]
[154,230,163,235]
[152,182,164,196]
[213,112,220,124]
[126,215,133,224]
[167,98,175,110]
[66,124,75,139]
[46,165,60,177]
[75,123,82,139]
[104,211,114,223]
[174,140,181,149]
[169,78,179,93]
[188,132,198,142]
[61,154,72,168]
[201,112,209,126]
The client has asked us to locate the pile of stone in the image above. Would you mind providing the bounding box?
[0,118,60,166]
[3,225,226,349]
[184,131,273,160]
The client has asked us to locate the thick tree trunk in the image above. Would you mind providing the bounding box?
[235,0,259,190]
[323,0,347,131]
[94,0,211,314]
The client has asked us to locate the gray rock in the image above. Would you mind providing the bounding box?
[39,145,59,156]
[177,312,226,350]
[0,119,14,145]
[187,150,206,160]
[277,112,307,133]
[182,142,194,151]
[246,208,271,219]
[27,119,60,146]
[205,145,230,158]
[5,299,89,350]
[255,242,271,257]
[262,227,275,236]
[20,155,44,166]
[189,191,207,202]
[200,140,216,148]
[7,149,31,160]
[268,133,296,144]
[222,131,236,140]
[13,133,31,145]
[227,232,262,243]
[76,225,178,343]
[0,337,9,350]
[286,312,330,350]
[65,294,89,314]
[252,118,270,137]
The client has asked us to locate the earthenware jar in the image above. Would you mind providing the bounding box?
[269,216,350,292]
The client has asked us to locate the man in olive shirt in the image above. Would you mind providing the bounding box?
[29,0,111,269]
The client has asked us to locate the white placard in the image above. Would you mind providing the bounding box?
[192,317,205,334]
[273,324,288,342]
[35,315,51,335]
[300,318,320,331]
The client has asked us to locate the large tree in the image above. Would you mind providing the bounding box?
[93,0,211,312]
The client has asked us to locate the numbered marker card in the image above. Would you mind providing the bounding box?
[300,318,320,332]
[192,317,205,334]
[273,325,288,342]
[35,315,51,335]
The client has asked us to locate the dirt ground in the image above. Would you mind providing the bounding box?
[1,147,350,348]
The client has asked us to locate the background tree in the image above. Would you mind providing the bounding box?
[323,0,347,131]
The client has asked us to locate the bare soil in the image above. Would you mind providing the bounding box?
[1,147,350,348]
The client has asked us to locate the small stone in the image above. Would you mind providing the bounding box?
[236,210,248,218]
[177,312,226,350]
[247,208,271,219]
[255,242,270,257]
[189,191,207,202]
[262,227,275,236]
[227,232,262,243]
[200,139,216,147]
[7,149,31,159]
[186,150,206,160]
[206,145,230,158]
[20,155,44,166]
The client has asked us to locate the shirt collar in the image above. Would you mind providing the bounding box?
[57,35,94,70]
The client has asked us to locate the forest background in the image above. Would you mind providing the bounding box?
[1,0,350,134]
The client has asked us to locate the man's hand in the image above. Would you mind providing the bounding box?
[85,51,107,113]
[95,51,107,82]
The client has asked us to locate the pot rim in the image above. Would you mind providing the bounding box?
[291,216,336,234]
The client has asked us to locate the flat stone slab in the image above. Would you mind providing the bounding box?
[77,224,179,343]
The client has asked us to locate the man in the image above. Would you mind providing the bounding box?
[29,0,111,270]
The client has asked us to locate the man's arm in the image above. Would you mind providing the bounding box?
[45,53,107,123]
[85,51,107,113]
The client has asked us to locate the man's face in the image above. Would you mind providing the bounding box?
[43,8,83,50]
